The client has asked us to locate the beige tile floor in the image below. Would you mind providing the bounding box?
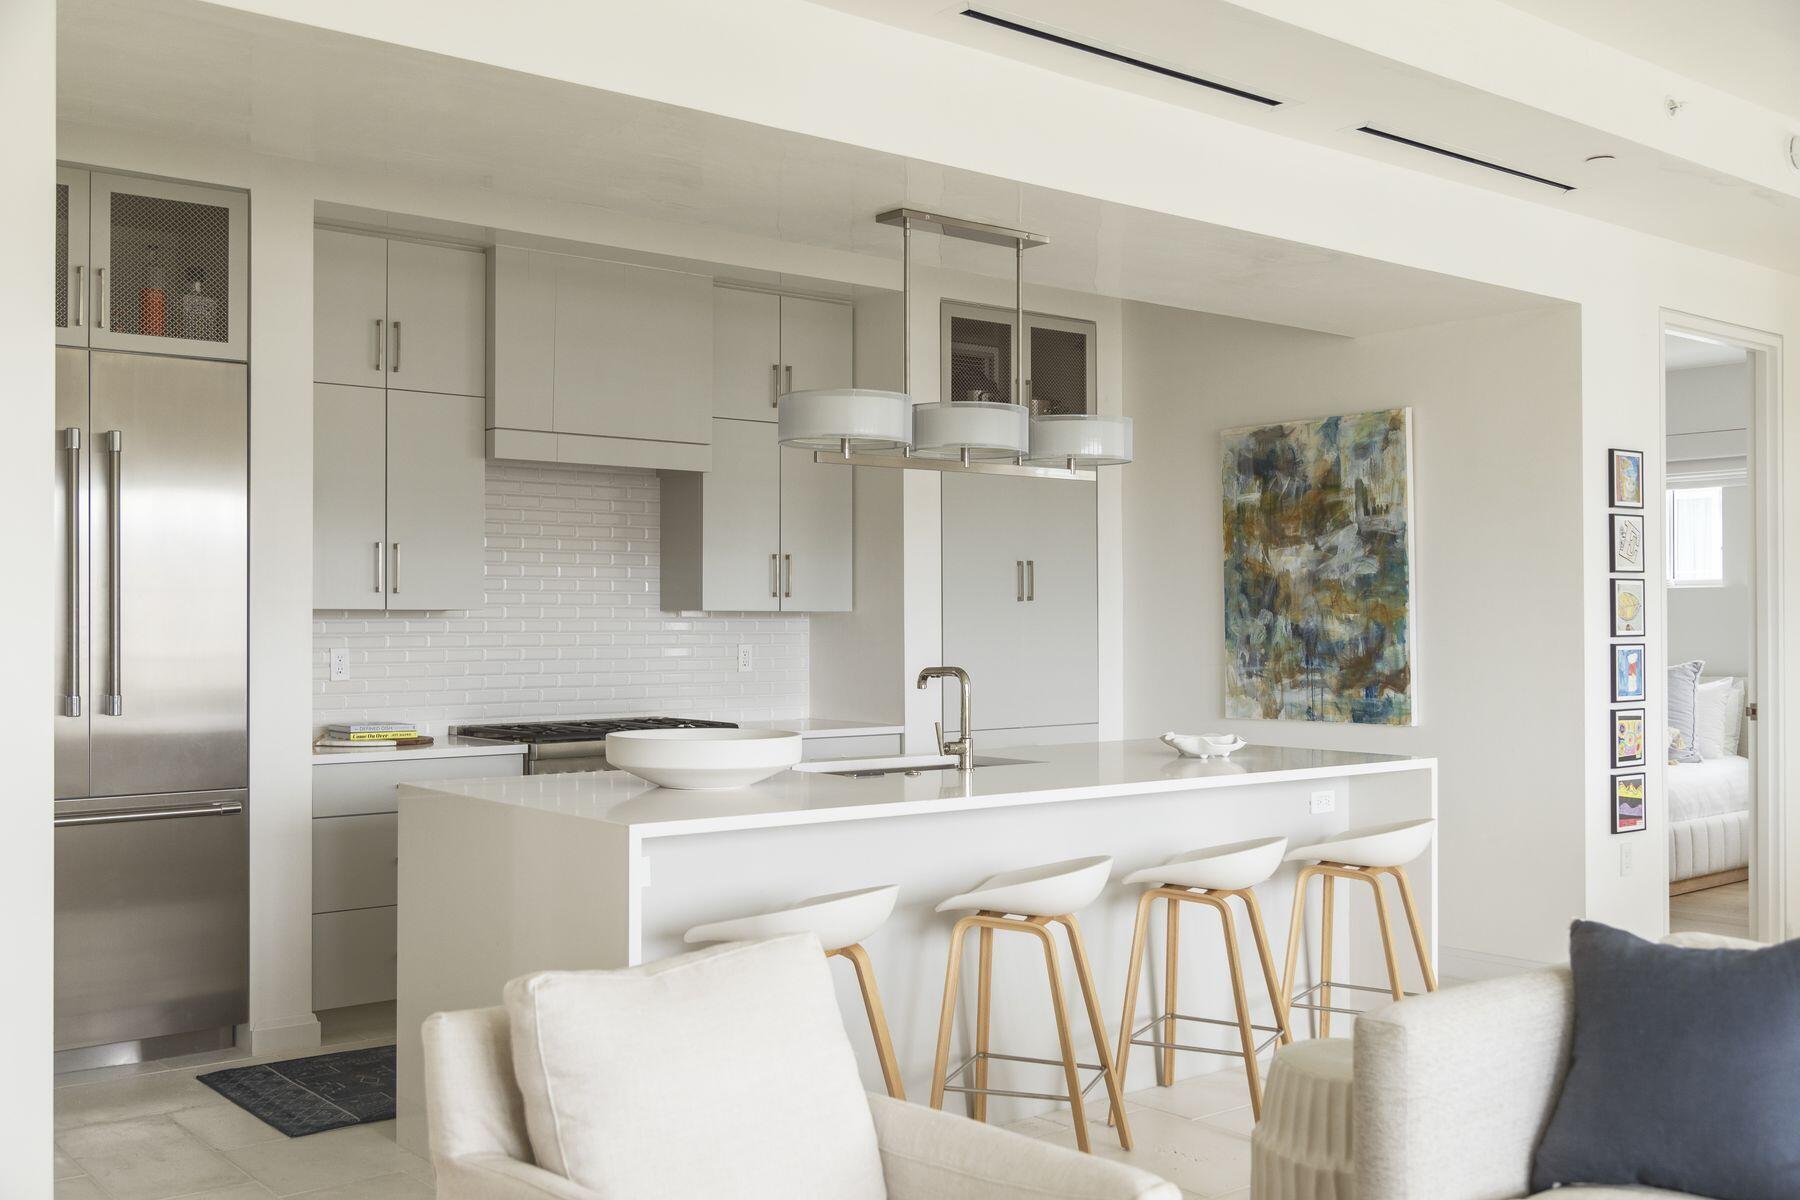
[55,1000,1263,1200]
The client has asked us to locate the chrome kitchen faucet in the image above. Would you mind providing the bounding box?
[916,666,974,771]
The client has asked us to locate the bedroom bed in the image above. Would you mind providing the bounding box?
[1668,753,1751,894]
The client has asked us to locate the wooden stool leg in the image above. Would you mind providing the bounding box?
[1059,915,1133,1151]
[1280,867,1314,1038]
[1028,924,1091,1153]
[836,943,905,1102]
[1161,898,1180,1085]
[929,918,972,1110]
[973,925,993,1121]
[1319,874,1337,1039]
[1241,887,1292,1045]
[1390,866,1439,992]
[1113,888,1157,1108]
[1363,872,1405,1001]
[1206,897,1264,1120]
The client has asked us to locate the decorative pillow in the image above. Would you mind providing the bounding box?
[1531,922,1800,1200]
[1724,677,1747,756]
[1665,660,1704,763]
[505,936,886,1200]
[1696,677,1741,760]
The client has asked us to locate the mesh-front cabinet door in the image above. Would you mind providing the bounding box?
[1025,314,1096,417]
[56,168,91,348]
[90,173,248,362]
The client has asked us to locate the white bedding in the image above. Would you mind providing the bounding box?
[1667,754,1751,823]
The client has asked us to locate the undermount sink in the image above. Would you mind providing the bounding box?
[797,753,1040,778]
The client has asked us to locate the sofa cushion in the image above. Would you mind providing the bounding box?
[1530,921,1800,1200]
[504,935,886,1200]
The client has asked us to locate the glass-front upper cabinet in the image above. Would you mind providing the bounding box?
[940,300,1096,416]
[57,168,249,362]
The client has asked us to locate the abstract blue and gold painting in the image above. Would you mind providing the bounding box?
[1221,408,1415,725]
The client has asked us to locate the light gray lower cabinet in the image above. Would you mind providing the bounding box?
[311,753,521,1010]
[662,418,851,612]
[941,473,1098,734]
[313,383,485,611]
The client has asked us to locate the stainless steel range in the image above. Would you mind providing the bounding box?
[453,717,739,774]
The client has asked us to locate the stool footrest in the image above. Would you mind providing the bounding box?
[1129,1015,1283,1059]
[943,1050,1110,1105]
[1289,979,1422,1018]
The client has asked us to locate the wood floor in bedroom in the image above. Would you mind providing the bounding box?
[1669,880,1751,939]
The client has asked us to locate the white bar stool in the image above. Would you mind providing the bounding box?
[1279,818,1438,1037]
[685,884,906,1099]
[1114,837,1291,1120]
[927,855,1133,1153]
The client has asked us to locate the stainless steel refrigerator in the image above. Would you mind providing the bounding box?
[54,346,249,1066]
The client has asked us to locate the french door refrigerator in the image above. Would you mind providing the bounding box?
[54,346,249,1064]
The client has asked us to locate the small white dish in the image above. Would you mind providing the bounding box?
[1161,731,1247,760]
[604,728,802,790]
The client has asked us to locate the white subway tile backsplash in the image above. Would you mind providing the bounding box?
[313,461,807,732]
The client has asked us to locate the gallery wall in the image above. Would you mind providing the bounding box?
[1120,300,1588,971]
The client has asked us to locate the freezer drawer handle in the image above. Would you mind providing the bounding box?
[62,427,81,717]
[104,430,122,716]
[55,801,244,828]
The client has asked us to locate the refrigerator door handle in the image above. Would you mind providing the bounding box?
[55,800,244,828]
[62,428,81,717]
[104,430,122,716]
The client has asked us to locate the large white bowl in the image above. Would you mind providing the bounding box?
[604,728,802,790]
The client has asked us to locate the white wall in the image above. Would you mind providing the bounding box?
[1121,301,1588,969]
[2,0,55,1184]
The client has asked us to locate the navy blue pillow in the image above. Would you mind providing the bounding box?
[1531,921,1800,1199]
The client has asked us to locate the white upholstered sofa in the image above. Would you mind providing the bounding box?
[422,959,1181,1200]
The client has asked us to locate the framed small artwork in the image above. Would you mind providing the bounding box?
[1610,513,1646,574]
[1613,643,1646,703]
[1613,772,1647,833]
[1611,578,1647,637]
[1612,708,1647,769]
[1609,448,1645,509]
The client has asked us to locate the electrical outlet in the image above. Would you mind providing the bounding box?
[1309,790,1336,815]
[328,648,350,682]
[738,644,754,673]
[1620,842,1634,876]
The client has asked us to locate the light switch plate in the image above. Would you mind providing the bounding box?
[738,645,754,673]
[328,648,350,682]
[1309,790,1336,814]
[1620,842,1634,876]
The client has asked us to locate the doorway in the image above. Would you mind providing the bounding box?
[1661,317,1783,941]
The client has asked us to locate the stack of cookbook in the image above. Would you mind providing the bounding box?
[315,722,434,750]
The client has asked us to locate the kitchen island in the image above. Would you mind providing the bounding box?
[393,740,1436,1151]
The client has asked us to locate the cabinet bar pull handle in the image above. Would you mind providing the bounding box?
[784,364,793,396]
[373,318,384,371]
[62,428,81,717]
[1026,559,1035,602]
[373,541,384,593]
[390,321,401,373]
[95,266,107,331]
[104,430,122,716]
[770,553,779,598]
[73,265,85,328]
[1016,560,1024,602]
[391,543,400,594]
[783,553,793,599]
[770,364,781,409]
[56,801,243,828]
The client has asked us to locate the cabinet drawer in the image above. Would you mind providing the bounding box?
[313,907,396,1010]
[313,813,397,914]
[802,734,900,761]
[312,752,522,818]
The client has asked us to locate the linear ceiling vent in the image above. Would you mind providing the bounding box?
[1356,126,1575,193]
[961,8,1281,107]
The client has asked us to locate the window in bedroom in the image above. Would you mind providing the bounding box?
[1667,485,1724,587]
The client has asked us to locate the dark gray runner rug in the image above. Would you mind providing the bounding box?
[196,1044,396,1137]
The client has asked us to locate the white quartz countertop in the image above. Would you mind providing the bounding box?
[312,736,529,765]
[400,739,1434,838]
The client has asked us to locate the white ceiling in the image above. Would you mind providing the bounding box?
[1503,0,1800,120]
[1664,331,1750,371]
[56,0,1557,337]
[810,0,1800,272]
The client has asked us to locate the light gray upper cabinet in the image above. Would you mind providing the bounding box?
[662,419,851,613]
[489,246,713,471]
[57,168,248,361]
[711,285,853,421]
[313,384,486,612]
[941,300,1095,415]
[941,473,1097,733]
[314,230,485,397]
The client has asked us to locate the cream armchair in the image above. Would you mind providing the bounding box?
[423,1003,1179,1200]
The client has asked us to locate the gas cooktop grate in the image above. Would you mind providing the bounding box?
[455,717,739,744]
